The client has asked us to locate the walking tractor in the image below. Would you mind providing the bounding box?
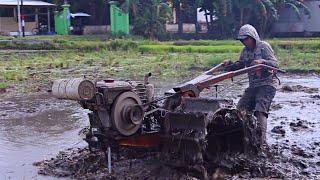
[51,64,284,177]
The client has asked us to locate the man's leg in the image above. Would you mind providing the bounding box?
[237,87,256,113]
[255,112,268,145]
[254,86,276,145]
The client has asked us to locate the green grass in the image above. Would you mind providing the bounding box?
[277,49,320,72]
[0,82,8,89]
[171,40,241,46]
[0,35,320,93]
[1,70,25,81]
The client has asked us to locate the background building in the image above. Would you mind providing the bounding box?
[272,0,320,36]
[0,0,55,35]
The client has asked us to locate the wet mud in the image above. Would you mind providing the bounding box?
[33,147,195,179]
[33,146,287,179]
[1,74,320,179]
[280,84,319,93]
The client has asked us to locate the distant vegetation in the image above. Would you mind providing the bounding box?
[0,35,319,93]
[48,0,309,39]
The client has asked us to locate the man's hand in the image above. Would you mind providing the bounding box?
[222,59,232,67]
[251,59,264,65]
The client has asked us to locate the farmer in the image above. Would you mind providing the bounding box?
[222,24,278,146]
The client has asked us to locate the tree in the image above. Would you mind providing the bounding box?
[184,0,203,37]
[198,0,237,37]
[273,0,310,19]
[198,0,309,38]
[232,0,278,37]
[172,0,183,34]
[46,0,310,39]
[46,0,108,25]
[131,0,171,39]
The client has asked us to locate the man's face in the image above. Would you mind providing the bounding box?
[241,37,255,49]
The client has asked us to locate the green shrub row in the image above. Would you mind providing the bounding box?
[0,36,319,53]
[138,44,243,53]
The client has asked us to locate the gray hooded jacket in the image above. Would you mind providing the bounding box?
[232,24,278,88]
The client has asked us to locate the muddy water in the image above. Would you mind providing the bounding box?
[0,94,88,179]
[268,75,320,177]
[0,74,320,179]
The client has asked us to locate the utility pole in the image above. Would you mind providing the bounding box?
[17,0,22,37]
[21,0,25,37]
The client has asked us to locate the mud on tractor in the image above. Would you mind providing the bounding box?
[52,64,283,178]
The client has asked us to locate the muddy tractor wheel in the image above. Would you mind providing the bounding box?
[206,108,245,158]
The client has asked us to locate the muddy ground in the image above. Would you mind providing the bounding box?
[0,74,320,179]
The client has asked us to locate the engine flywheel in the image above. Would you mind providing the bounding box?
[111,91,144,136]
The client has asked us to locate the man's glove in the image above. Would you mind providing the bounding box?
[251,59,264,65]
[222,59,233,67]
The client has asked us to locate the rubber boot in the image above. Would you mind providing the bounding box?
[256,112,267,146]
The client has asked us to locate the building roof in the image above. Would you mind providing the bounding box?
[0,0,55,7]
[70,13,91,18]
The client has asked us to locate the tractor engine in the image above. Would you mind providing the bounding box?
[52,77,156,150]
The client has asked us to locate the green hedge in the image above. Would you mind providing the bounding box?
[138,44,243,53]
[172,40,241,46]
[1,36,320,53]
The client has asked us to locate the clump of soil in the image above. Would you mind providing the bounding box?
[291,146,314,158]
[271,103,282,110]
[289,120,309,131]
[271,126,286,135]
[310,95,320,99]
[281,85,318,93]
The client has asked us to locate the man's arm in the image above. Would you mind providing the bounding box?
[224,61,245,71]
[223,49,246,71]
[257,42,278,67]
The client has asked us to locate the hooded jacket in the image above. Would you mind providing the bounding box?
[230,24,278,88]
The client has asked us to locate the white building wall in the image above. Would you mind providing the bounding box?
[272,0,320,34]
[303,0,320,32]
